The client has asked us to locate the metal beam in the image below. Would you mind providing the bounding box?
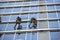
[0,3,60,8]
[0,28,60,34]
[1,18,60,24]
[0,10,60,16]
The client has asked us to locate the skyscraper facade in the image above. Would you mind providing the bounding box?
[0,0,60,40]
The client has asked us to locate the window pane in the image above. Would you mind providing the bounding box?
[6,24,15,31]
[48,12,57,18]
[15,33,26,40]
[55,0,60,4]
[30,6,38,11]
[21,7,29,11]
[5,8,13,13]
[3,34,14,40]
[7,2,16,6]
[56,5,60,10]
[50,32,60,40]
[0,24,7,31]
[2,16,10,21]
[26,33,31,40]
[20,14,28,19]
[47,6,55,10]
[10,15,19,20]
[30,1,39,4]
[13,8,21,12]
[22,1,30,5]
[0,9,4,13]
[29,13,38,19]
[46,0,53,3]
[21,22,28,29]
[49,20,58,28]
[15,2,22,5]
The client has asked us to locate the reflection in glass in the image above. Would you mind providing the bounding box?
[49,20,58,28]
[47,6,55,10]
[10,15,19,20]
[55,0,60,3]
[2,16,10,21]
[15,33,26,40]
[0,24,7,31]
[20,14,28,19]
[6,24,15,31]
[48,12,57,18]
[50,31,60,40]
[3,34,14,40]
[29,13,38,19]
[46,0,53,3]
[56,5,60,10]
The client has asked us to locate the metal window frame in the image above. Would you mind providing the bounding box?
[0,28,60,34]
[0,3,60,8]
[0,10,60,16]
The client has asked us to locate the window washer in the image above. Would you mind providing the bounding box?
[29,17,37,29]
[14,16,22,34]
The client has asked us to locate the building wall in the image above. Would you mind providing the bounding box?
[0,0,60,40]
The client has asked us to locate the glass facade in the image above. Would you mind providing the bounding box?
[0,0,60,40]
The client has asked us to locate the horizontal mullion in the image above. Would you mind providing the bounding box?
[0,10,60,16]
[0,3,60,8]
[0,28,60,34]
[0,0,30,3]
[1,18,60,24]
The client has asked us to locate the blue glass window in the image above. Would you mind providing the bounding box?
[2,16,10,21]
[55,0,60,4]
[21,22,28,29]
[26,33,31,40]
[30,6,38,11]
[26,32,37,40]
[46,0,53,3]
[3,34,14,40]
[49,20,58,28]
[22,1,30,5]
[56,5,60,10]
[57,12,60,18]
[7,2,16,6]
[47,6,55,10]
[5,8,13,13]
[30,1,39,4]
[0,9,4,13]
[48,12,57,18]
[29,13,38,19]
[50,32,60,40]
[21,7,29,11]
[0,3,8,6]
[0,24,8,31]
[6,24,15,31]
[20,14,28,19]
[15,33,26,40]
[10,15,19,20]
[15,2,22,5]
[13,8,21,12]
